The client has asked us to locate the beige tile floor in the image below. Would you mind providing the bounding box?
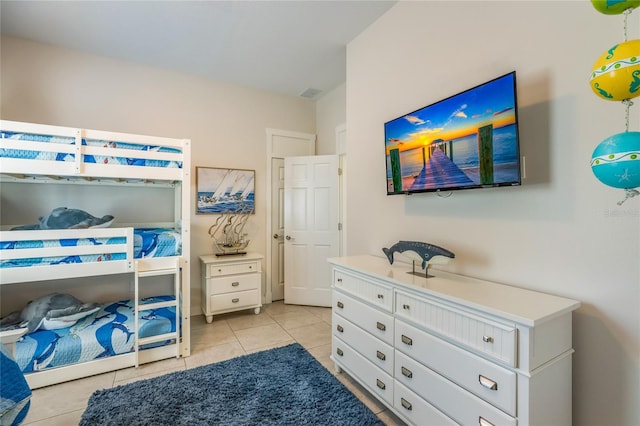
[21,301,405,426]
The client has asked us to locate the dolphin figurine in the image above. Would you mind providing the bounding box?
[39,207,114,230]
[382,240,455,269]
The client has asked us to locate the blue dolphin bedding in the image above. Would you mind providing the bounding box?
[1,131,183,168]
[134,228,182,258]
[0,228,181,269]
[13,296,177,374]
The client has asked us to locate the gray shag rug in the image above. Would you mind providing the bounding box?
[80,343,384,425]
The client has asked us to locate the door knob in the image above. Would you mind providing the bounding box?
[285,235,293,240]
[273,233,280,239]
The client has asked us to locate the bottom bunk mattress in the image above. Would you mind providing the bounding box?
[13,296,177,374]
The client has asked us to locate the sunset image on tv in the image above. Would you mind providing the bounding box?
[384,72,520,194]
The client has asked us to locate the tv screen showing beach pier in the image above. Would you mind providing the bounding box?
[384,72,520,194]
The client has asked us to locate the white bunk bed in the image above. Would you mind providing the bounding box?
[0,119,191,389]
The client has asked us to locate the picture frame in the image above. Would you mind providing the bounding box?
[196,167,255,214]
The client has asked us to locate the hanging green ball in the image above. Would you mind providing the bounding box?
[591,0,640,15]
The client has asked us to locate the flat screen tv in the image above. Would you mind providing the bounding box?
[384,71,521,195]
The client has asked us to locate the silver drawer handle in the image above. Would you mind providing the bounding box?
[336,348,344,356]
[401,366,413,378]
[376,350,386,361]
[401,398,412,411]
[402,304,410,310]
[336,301,344,309]
[336,324,344,333]
[377,294,384,299]
[337,278,343,283]
[231,282,240,287]
[479,375,498,391]
[232,298,239,303]
[401,334,413,346]
[482,335,494,343]
[479,416,495,426]
[376,379,386,390]
[376,321,386,331]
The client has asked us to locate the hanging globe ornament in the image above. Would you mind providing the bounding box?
[590,39,640,101]
[591,0,640,15]
[591,131,640,189]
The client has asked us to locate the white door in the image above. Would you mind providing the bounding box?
[266,128,315,303]
[284,155,340,307]
[270,157,285,301]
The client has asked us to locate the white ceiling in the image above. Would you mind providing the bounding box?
[0,1,396,99]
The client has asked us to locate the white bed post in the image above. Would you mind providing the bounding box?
[179,139,191,358]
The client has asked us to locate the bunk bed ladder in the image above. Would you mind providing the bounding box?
[133,259,181,368]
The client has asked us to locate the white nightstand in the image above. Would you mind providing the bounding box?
[199,252,263,323]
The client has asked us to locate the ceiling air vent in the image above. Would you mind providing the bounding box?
[299,88,323,99]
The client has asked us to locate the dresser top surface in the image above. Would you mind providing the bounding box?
[199,252,263,264]
[329,255,580,326]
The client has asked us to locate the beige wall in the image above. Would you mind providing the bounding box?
[346,2,639,425]
[315,83,346,155]
[0,36,316,313]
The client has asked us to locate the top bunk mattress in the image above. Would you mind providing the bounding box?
[0,121,190,181]
[1,131,182,168]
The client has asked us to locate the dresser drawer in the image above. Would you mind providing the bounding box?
[210,289,260,312]
[395,320,516,416]
[334,269,393,312]
[395,350,516,426]
[394,381,457,426]
[207,274,260,295]
[395,289,517,367]
[332,313,394,375]
[332,336,394,406]
[207,260,259,277]
[333,291,394,346]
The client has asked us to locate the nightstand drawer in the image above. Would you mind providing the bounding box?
[207,274,260,295]
[395,319,516,416]
[395,350,516,426]
[332,313,394,375]
[333,291,394,346]
[395,289,517,367]
[210,289,260,312]
[334,269,393,312]
[207,260,259,277]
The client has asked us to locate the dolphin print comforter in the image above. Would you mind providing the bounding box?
[0,228,181,269]
[0,131,183,168]
[13,296,177,373]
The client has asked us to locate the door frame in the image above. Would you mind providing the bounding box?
[335,123,347,256]
[265,128,315,304]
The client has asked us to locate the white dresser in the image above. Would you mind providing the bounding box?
[200,253,263,323]
[329,255,580,426]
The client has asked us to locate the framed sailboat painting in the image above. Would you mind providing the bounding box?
[196,167,255,214]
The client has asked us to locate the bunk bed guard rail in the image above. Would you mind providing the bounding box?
[0,228,134,284]
[0,120,187,181]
